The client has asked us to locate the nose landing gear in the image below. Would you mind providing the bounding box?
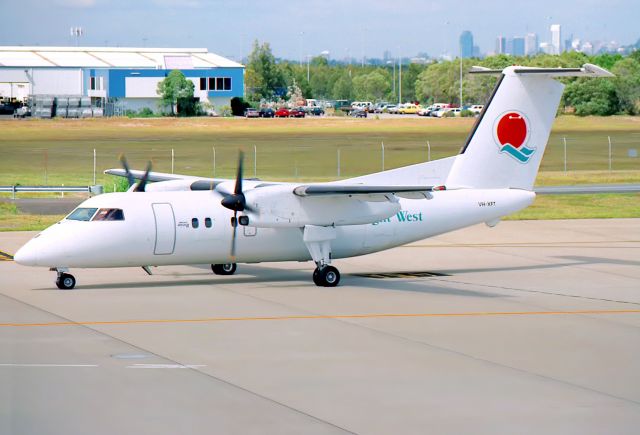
[54,269,76,290]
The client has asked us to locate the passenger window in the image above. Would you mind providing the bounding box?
[205,217,212,228]
[92,208,124,221]
[192,218,199,229]
[66,207,98,221]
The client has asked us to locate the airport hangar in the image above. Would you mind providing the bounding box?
[0,46,244,113]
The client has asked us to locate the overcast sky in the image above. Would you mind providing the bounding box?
[1,0,638,61]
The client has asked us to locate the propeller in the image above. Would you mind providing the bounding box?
[119,154,135,188]
[134,161,153,192]
[119,155,152,193]
[217,151,255,259]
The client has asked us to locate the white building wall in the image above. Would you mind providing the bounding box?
[32,69,82,95]
[0,68,82,98]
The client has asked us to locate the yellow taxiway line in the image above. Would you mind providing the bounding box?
[1,309,639,328]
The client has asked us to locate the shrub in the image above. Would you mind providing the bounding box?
[230,97,251,116]
[219,105,233,117]
[460,109,474,117]
[442,110,455,118]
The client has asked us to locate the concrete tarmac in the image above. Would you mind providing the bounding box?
[1,219,639,434]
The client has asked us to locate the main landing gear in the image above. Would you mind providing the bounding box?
[313,265,340,287]
[304,225,341,287]
[53,268,76,290]
[211,263,237,275]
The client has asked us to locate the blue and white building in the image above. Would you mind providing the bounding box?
[0,46,244,113]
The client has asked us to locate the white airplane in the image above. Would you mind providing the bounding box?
[14,64,613,289]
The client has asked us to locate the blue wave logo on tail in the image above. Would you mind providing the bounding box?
[500,143,535,162]
[494,111,535,163]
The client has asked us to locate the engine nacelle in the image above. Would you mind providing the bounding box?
[244,185,401,228]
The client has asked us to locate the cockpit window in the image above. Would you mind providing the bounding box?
[92,208,125,221]
[66,207,98,221]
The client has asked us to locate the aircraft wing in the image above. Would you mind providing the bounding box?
[292,184,442,200]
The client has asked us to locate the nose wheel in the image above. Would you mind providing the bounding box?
[55,272,76,290]
[313,266,340,287]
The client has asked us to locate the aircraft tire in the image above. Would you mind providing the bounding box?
[56,273,76,290]
[314,266,340,287]
[211,263,237,275]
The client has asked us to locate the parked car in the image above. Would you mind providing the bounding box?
[351,101,373,112]
[244,108,259,118]
[388,104,405,114]
[469,104,484,115]
[13,106,31,118]
[275,108,290,118]
[333,100,352,112]
[437,108,462,118]
[259,107,275,118]
[430,108,444,117]
[289,108,306,118]
[373,102,390,113]
[385,104,397,114]
[349,109,367,118]
[398,104,421,114]
[308,106,325,116]
[0,102,18,115]
[417,105,433,116]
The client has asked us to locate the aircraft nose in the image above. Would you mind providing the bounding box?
[14,241,40,266]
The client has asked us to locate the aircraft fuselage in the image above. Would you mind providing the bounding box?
[16,189,534,269]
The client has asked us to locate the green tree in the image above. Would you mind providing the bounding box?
[564,78,619,116]
[245,40,285,100]
[352,71,391,101]
[156,70,195,116]
[332,72,353,100]
[612,57,640,114]
[415,61,458,103]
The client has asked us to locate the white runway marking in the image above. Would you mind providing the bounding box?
[126,363,206,369]
[0,363,98,368]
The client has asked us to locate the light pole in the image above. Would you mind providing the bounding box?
[306,55,311,82]
[398,55,402,104]
[459,44,463,108]
[387,60,395,99]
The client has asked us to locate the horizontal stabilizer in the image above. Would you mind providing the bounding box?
[470,63,614,77]
[105,168,197,182]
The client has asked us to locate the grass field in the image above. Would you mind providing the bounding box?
[0,115,638,230]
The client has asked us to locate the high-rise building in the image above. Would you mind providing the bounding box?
[539,42,553,55]
[472,45,481,58]
[550,24,562,55]
[506,38,514,55]
[460,31,474,58]
[512,37,525,56]
[495,36,507,54]
[525,33,538,56]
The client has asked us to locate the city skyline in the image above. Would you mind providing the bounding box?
[0,0,638,62]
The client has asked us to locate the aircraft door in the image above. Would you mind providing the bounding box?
[152,203,176,255]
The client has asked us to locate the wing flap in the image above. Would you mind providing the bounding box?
[293,185,439,199]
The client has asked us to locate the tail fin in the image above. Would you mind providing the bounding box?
[446,64,613,190]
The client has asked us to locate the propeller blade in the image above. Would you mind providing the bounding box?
[134,161,152,192]
[119,154,135,188]
[234,151,244,195]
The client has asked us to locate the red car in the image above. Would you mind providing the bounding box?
[289,108,306,118]
[275,108,290,118]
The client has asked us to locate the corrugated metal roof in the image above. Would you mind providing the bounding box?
[0,46,243,69]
